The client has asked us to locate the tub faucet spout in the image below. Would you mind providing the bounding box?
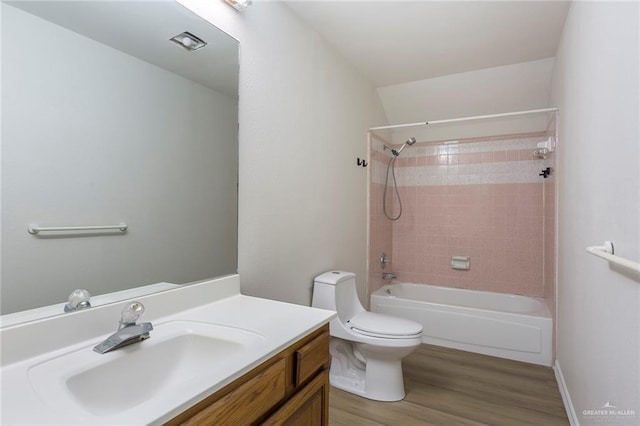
[382,272,397,280]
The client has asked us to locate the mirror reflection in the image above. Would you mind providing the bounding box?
[1,1,239,318]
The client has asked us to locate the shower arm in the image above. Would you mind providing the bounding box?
[383,138,417,157]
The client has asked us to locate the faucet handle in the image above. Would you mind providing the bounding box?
[120,301,145,326]
[380,253,391,270]
[64,289,91,313]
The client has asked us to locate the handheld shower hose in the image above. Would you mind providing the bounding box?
[383,137,416,221]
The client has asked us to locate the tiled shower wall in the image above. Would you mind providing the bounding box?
[368,132,556,299]
[368,133,395,299]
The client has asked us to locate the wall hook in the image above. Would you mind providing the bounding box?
[357,158,368,167]
[539,167,552,178]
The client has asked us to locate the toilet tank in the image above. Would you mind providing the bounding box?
[312,271,365,322]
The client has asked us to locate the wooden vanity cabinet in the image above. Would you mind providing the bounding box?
[165,324,330,426]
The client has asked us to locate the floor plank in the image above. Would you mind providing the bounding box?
[329,344,569,426]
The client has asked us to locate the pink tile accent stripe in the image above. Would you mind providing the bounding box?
[395,148,539,167]
[399,131,547,149]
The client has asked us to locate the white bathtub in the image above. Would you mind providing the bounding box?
[370,283,552,366]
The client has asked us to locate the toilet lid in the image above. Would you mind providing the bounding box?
[347,311,423,339]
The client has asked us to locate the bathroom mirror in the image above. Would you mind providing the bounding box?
[1,1,239,319]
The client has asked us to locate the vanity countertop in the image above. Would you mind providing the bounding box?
[0,275,335,425]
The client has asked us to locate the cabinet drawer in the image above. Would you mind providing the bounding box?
[294,331,329,387]
[180,358,286,426]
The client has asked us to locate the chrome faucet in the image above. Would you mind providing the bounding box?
[64,289,92,313]
[93,301,153,354]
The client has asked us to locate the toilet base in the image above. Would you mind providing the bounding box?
[328,337,411,402]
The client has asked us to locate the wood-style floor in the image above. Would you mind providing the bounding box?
[329,344,569,426]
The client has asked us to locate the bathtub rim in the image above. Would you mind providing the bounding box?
[371,282,552,319]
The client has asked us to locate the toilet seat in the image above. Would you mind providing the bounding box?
[347,311,423,339]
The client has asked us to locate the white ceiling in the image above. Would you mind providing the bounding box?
[8,1,239,97]
[285,1,571,88]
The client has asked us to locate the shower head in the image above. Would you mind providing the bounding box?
[392,137,417,157]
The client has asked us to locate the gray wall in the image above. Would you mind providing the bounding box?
[179,0,389,306]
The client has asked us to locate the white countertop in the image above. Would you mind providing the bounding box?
[0,275,335,425]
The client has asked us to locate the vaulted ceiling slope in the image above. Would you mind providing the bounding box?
[285,1,571,88]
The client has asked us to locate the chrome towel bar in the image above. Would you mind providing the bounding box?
[28,223,128,235]
[586,241,640,273]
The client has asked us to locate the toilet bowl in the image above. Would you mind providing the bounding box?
[312,271,423,401]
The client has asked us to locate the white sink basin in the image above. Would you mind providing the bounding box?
[28,320,265,418]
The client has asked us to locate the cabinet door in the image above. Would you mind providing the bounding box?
[262,370,329,426]
[173,358,286,426]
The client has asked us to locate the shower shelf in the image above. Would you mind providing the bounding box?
[586,241,640,273]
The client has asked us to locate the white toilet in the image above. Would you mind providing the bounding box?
[312,271,423,401]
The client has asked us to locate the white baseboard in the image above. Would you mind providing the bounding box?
[554,360,580,425]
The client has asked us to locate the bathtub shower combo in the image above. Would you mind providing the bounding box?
[368,109,557,367]
[371,283,552,366]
